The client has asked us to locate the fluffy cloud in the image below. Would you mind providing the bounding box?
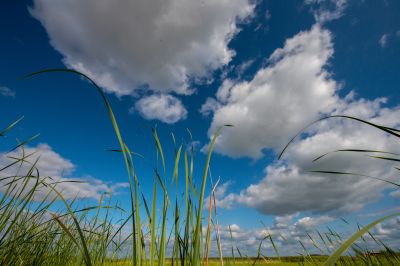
[294,215,333,230]
[304,0,347,24]
[30,0,254,97]
[214,97,400,215]
[204,25,338,158]
[211,215,400,256]
[0,143,128,200]
[372,217,400,248]
[206,215,337,256]
[134,94,187,124]
[204,25,400,215]
[0,86,16,98]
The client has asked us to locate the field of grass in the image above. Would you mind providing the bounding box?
[0,69,399,265]
[105,255,400,266]
[105,258,319,265]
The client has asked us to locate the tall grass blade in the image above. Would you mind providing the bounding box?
[0,116,24,137]
[313,149,400,162]
[192,127,222,265]
[279,115,400,159]
[309,170,400,188]
[324,212,400,266]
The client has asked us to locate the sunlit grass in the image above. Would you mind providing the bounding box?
[0,69,399,265]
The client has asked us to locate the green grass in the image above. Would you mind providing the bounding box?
[0,69,399,265]
[104,256,400,266]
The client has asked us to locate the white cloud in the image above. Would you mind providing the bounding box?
[294,216,333,230]
[379,33,389,48]
[0,86,16,98]
[390,190,400,198]
[372,217,400,248]
[210,215,400,257]
[205,25,338,159]
[200,97,221,117]
[216,97,400,215]
[305,0,347,24]
[30,0,254,97]
[204,180,236,210]
[350,217,400,252]
[211,216,400,256]
[206,215,339,256]
[134,94,187,124]
[272,214,299,230]
[0,143,128,200]
[204,25,400,215]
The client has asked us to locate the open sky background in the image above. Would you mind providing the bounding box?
[1,0,400,255]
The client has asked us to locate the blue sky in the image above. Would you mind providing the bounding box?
[1,0,400,255]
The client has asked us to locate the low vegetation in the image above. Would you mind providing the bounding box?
[0,69,398,265]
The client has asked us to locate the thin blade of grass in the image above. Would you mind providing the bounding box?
[313,149,400,162]
[324,212,400,266]
[192,127,222,265]
[309,170,400,188]
[279,115,400,159]
[153,128,166,175]
[0,116,24,137]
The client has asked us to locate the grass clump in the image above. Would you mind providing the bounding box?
[0,69,398,265]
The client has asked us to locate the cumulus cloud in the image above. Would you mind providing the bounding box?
[204,25,338,158]
[204,25,400,215]
[0,86,16,98]
[206,214,338,256]
[134,94,187,124]
[30,0,254,97]
[216,97,400,215]
[0,143,128,200]
[305,0,347,24]
[294,215,333,230]
[372,217,400,248]
[211,215,400,256]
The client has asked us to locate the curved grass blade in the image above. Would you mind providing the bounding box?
[106,214,133,248]
[268,234,281,260]
[172,145,182,185]
[105,149,145,159]
[368,155,400,162]
[192,127,222,265]
[279,115,400,160]
[252,236,267,266]
[309,170,400,188]
[313,149,400,162]
[186,128,193,140]
[153,128,166,175]
[48,186,93,266]
[24,68,138,264]
[51,213,80,247]
[324,212,400,266]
